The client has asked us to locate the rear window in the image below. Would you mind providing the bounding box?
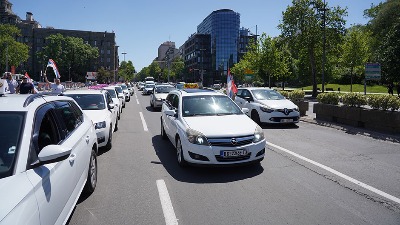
[0,112,25,179]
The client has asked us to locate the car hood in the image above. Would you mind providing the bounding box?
[257,99,298,109]
[183,114,256,137]
[83,110,109,123]
[0,173,34,220]
[153,93,169,99]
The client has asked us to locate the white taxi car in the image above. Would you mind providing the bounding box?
[160,88,266,167]
[150,84,175,109]
[64,89,117,150]
[0,82,98,225]
[234,87,300,124]
[104,86,122,119]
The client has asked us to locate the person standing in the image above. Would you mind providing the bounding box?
[387,83,394,95]
[44,74,65,94]
[396,83,400,97]
[4,73,18,94]
[16,76,36,94]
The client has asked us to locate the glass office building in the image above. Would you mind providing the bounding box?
[197,9,240,73]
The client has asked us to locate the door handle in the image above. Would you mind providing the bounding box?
[85,136,90,144]
[69,153,76,162]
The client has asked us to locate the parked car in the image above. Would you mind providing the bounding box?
[111,85,126,108]
[118,84,131,102]
[142,83,155,95]
[234,87,300,124]
[104,86,122,119]
[64,89,118,149]
[150,84,175,109]
[0,89,98,225]
[161,88,266,167]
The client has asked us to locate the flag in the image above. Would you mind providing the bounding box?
[46,59,61,79]
[226,69,238,99]
[25,72,32,82]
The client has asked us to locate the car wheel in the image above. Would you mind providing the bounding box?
[161,119,167,140]
[105,127,112,150]
[84,149,97,193]
[176,137,187,167]
[114,118,118,132]
[251,110,261,125]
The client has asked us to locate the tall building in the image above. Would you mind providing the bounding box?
[0,0,118,81]
[181,9,256,86]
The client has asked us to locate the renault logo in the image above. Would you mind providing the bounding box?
[284,108,289,115]
[231,138,238,145]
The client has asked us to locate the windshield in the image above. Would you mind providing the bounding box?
[251,89,285,100]
[0,112,24,179]
[106,89,117,98]
[176,83,184,90]
[145,84,155,89]
[120,85,128,90]
[65,94,106,110]
[155,86,175,93]
[115,86,123,94]
[182,95,243,117]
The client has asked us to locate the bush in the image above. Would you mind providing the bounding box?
[317,93,339,105]
[342,93,367,107]
[367,95,400,111]
[279,91,289,98]
[288,90,305,101]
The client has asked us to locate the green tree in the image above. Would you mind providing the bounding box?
[170,57,184,82]
[0,24,29,73]
[340,26,372,91]
[148,62,161,80]
[279,0,347,96]
[365,0,400,83]
[96,67,113,83]
[118,60,136,81]
[37,34,99,81]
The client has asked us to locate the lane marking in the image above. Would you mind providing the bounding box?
[157,179,179,225]
[136,99,140,104]
[139,112,148,131]
[267,141,400,205]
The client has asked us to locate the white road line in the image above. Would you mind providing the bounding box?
[139,112,148,131]
[136,99,140,104]
[157,179,179,225]
[268,141,400,205]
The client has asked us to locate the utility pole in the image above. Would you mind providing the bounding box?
[322,0,327,93]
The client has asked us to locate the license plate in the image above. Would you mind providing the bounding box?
[221,150,248,158]
[281,119,293,123]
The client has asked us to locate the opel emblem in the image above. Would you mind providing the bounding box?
[231,138,238,145]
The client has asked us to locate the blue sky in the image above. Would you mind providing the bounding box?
[11,0,381,71]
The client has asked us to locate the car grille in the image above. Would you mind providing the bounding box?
[208,135,254,147]
[215,153,251,162]
[277,108,294,115]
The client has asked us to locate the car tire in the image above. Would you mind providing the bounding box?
[114,119,118,132]
[105,127,112,150]
[161,119,167,140]
[176,137,187,167]
[84,149,97,194]
[251,110,261,125]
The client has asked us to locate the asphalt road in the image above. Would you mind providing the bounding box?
[68,88,400,225]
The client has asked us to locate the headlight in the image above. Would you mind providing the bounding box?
[260,105,274,113]
[156,97,162,101]
[186,128,209,145]
[253,126,265,143]
[95,121,106,129]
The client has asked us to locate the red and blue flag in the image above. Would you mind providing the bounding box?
[47,59,61,79]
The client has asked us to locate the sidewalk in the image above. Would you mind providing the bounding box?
[299,99,400,143]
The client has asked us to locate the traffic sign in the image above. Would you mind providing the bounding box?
[365,63,381,81]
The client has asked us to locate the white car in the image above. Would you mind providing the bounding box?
[111,85,126,108]
[234,87,300,124]
[142,83,155,95]
[118,84,131,102]
[161,88,266,167]
[0,85,98,225]
[64,89,118,149]
[150,84,175,109]
[104,86,122,120]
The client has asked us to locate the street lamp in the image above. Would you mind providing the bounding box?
[122,52,127,62]
[321,0,327,93]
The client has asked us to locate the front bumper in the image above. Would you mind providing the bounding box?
[259,110,300,124]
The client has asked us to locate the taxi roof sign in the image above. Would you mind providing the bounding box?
[183,83,199,89]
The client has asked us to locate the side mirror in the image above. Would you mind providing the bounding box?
[118,93,124,99]
[38,145,72,164]
[164,109,177,117]
[108,102,115,109]
[244,96,253,103]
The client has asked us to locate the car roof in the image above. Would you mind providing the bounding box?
[63,89,105,95]
[238,87,274,91]
[0,93,77,112]
[172,88,222,97]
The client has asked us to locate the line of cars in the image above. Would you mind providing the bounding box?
[0,79,133,225]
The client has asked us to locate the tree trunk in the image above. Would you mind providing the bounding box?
[309,46,317,97]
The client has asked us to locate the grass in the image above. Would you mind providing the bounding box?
[299,84,389,93]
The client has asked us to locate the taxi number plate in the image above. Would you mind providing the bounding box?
[221,150,248,158]
[281,119,293,122]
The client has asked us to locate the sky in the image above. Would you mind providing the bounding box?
[11,0,382,72]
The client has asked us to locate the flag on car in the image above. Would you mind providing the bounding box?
[226,69,238,99]
[46,59,61,79]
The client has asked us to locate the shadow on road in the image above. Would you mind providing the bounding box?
[151,135,264,184]
[260,123,299,130]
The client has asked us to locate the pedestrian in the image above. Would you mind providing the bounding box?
[387,83,394,95]
[16,76,36,94]
[396,83,400,97]
[44,74,65,94]
[4,72,18,94]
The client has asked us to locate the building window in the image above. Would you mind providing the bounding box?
[101,58,104,62]
[94,40,97,46]
[107,49,111,54]
[107,58,111,63]
[101,49,104,54]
